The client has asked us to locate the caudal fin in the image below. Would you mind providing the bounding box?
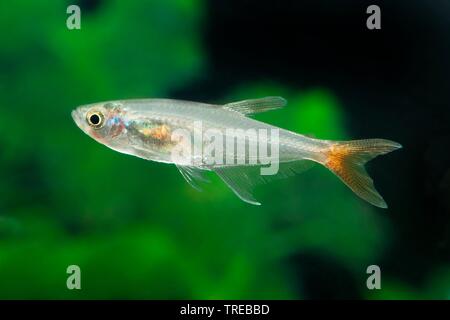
[323,139,401,208]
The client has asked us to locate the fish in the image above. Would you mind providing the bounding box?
[71,97,401,208]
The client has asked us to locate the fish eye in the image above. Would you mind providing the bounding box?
[86,110,104,129]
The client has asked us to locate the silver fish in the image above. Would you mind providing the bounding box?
[72,97,401,207]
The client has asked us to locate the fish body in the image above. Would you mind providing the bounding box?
[72,97,401,207]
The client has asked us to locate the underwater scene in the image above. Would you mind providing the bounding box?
[0,0,449,300]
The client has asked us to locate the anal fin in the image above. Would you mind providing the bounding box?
[213,160,315,205]
[214,166,261,205]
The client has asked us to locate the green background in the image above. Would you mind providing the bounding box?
[0,0,449,299]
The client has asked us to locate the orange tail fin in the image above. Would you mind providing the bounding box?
[323,139,401,208]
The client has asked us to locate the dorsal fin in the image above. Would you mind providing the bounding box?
[223,96,286,115]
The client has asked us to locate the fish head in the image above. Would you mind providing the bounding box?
[72,101,128,148]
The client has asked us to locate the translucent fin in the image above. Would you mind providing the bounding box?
[214,160,315,205]
[223,96,287,115]
[323,139,402,208]
[176,165,209,191]
[214,166,262,205]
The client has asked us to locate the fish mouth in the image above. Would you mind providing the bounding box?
[71,107,88,133]
[71,109,79,122]
[71,109,82,127]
